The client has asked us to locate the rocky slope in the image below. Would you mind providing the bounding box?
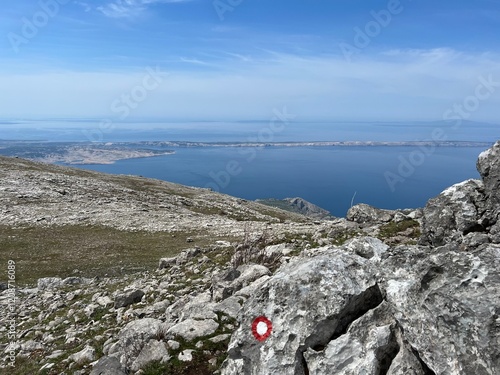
[221,141,500,375]
[256,197,334,220]
[0,142,499,374]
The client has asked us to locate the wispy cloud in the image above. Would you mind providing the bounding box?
[179,57,210,65]
[96,0,192,18]
[2,48,500,121]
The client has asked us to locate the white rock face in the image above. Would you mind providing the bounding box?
[37,277,63,290]
[420,179,486,246]
[108,318,168,367]
[212,264,271,302]
[178,349,195,362]
[347,203,394,223]
[221,249,380,374]
[221,241,500,375]
[69,345,96,364]
[130,339,171,372]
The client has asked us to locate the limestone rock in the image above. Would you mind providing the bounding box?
[342,236,389,261]
[69,345,96,364]
[477,140,500,208]
[178,349,195,362]
[37,277,63,290]
[90,356,127,375]
[212,264,271,302]
[380,244,500,375]
[167,318,219,341]
[264,243,294,258]
[114,289,145,309]
[221,241,500,374]
[221,249,381,374]
[130,339,171,372]
[213,296,245,319]
[179,299,218,321]
[176,248,201,265]
[420,179,486,246]
[233,275,270,299]
[158,257,177,270]
[303,304,424,375]
[108,318,168,367]
[347,203,394,224]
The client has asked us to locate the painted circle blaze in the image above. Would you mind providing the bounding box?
[251,316,272,342]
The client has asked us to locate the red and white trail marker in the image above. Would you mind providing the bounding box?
[251,316,272,342]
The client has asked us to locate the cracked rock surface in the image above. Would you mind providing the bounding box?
[221,239,500,375]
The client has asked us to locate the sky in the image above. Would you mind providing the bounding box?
[1,0,500,122]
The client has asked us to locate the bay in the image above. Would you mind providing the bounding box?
[78,145,487,217]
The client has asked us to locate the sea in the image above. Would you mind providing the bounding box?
[1,120,497,217]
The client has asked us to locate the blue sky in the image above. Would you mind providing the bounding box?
[1,0,500,121]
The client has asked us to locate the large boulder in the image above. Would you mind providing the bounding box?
[130,339,171,372]
[347,203,394,224]
[212,264,271,302]
[220,248,384,374]
[419,179,487,246]
[221,241,500,374]
[114,289,145,309]
[419,141,500,246]
[477,140,500,208]
[477,141,500,238]
[90,356,127,375]
[106,318,169,368]
[167,318,219,341]
[379,243,500,375]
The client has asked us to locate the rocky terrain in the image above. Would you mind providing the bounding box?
[0,142,174,165]
[0,141,499,374]
[256,197,334,220]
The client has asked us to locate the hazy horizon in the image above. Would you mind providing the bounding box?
[2,1,500,122]
[1,119,499,143]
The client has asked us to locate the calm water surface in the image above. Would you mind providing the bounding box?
[78,146,486,217]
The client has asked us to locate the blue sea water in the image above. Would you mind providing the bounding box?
[79,145,487,217]
[1,120,495,217]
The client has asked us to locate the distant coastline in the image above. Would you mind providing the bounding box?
[137,140,493,148]
[0,140,492,165]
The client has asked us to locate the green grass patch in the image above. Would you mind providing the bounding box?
[329,230,360,246]
[378,219,421,239]
[0,224,223,286]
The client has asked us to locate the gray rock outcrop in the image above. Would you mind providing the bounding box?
[114,289,145,309]
[256,197,333,220]
[420,141,500,246]
[347,203,395,224]
[89,356,127,375]
[221,240,500,374]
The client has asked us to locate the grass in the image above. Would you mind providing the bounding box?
[378,219,421,239]
[2,357,43,375]
[329,230,360,246]
[0,224,230,286]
